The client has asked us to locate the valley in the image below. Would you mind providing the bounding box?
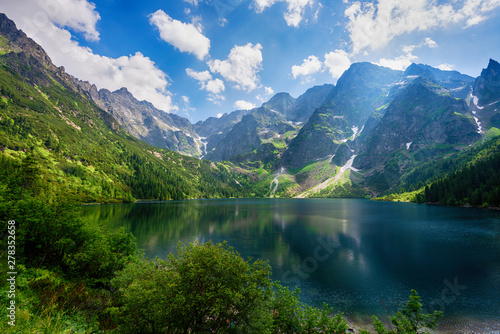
[1,10,500,334]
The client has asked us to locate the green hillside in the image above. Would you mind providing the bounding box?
[0,60,252,203]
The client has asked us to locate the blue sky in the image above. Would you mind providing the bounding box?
[2,0,500,122]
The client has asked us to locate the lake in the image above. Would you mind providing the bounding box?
[82,198,500,332]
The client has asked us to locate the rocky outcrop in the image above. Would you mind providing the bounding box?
[354,77,480,171]
[282,62,402,169]
[90,87,202,157]
[473,59,500,106]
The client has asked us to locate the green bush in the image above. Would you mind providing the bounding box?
[112,241,273,333]
[361,289,443,334]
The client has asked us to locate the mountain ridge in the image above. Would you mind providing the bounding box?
[1,12,499,203]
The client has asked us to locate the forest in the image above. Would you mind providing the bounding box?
[0,155,442,332]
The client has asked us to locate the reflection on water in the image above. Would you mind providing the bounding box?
[83,198,500,332]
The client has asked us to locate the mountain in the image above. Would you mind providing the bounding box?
[282,62,402,169]
[354,77,480,193]
[396,63,474,99]
[1,12,499,204]
[78,84,203,157]
[471,59,500,130]
[203,85,332,164]
[204,107,296,164]
[289,84,334,122]
[194,109,251,157]
[0,13,251,202]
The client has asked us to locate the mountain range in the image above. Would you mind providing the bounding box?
[1,12,499,203]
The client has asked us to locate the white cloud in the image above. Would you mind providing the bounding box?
[204,78,225,94]
[423,37,438,49]
[184,0,199,5]
[292,55,323,79]
[377,53,418,71]
[324,50,351,79]
[2,0,177,113]
[438,63,455,71]
[208,43,263,92]
[257,86,275,102]
[186,68,225,94]
[253,0,314,27]
[4,0,101,41]
[149,9,210,60]
[186,68,225,104]
[345,0,500,54]
[182,96,190,103]
[186,68,212,82]
[403,37,438,53]
[217,113,224,118]
[234,100,257,110]
[378,37,438,71]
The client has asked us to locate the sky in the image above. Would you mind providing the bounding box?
[1,0,500,122]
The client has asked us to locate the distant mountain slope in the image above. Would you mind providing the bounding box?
[282,62,402,169]
[78,84,203,157]
[0,13,251,202]
[1,12,499,203]
[194,109,251,157]
[203,85,332,163]
[471,59,500,130]
[354,77,480,193]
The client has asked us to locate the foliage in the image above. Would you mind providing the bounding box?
[270,284,348,333]
[112,241,351,334]
[0,59,250,203]
[424,143,500,207]
[360,290,442,334]
[112,241,274,333]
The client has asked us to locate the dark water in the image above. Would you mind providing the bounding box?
[82,198,500,332]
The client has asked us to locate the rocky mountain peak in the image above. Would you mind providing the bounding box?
[0,13,18,35]
[473,58,500,105]
[403,63,436,81]
[262,92,296,117]
[115,87,135,99]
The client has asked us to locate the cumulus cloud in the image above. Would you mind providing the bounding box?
[186,68,225,103]
[377,53,418,71]
[234,100,257,110]
[257,86,275,102]
[253,0,314,27]
[2,0,177,113]
[208,43,263,92]
[438,63,455,71]
[149,9,210,60]
[292,55,323,79]
[345,0,500,54]
[378,37,438,71]
[4,0,101,41]
[402,37,438,53]
[324,50,351,79]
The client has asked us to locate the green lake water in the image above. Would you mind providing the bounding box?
[82,198,500,332]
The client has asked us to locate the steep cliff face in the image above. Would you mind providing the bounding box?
[89,87,202,157]
[202,85,332,163]
[471,59,500,130]
[354,78,480,192]
[194,109,251,156]
[204,107,295,163]
[289,84,334,122]
[282,63,402,169]
[261,92,296,117]
[473,59,500,105]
